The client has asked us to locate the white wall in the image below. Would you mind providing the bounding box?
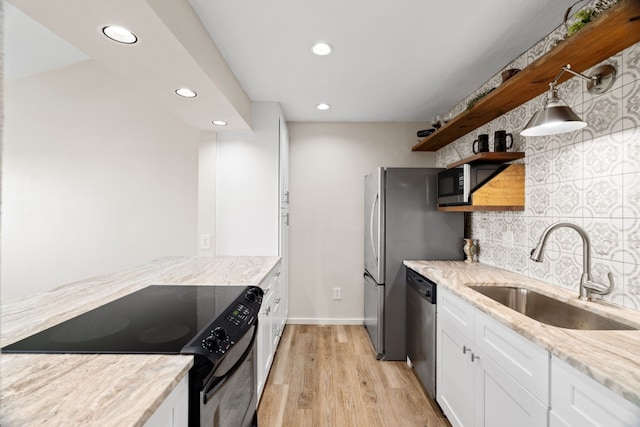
[1,60,200,302]
[288,122,435,323]
[198,133,217,256]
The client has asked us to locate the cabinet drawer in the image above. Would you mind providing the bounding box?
[475,310,549,404]
[551,356,640,427]
[438,288,474,340]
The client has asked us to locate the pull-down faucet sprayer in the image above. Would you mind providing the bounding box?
[530,222,613,301]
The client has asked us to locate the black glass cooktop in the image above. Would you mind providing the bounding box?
[2,285,247,354]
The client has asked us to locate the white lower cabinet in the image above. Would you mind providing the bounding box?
[475,348,548,427]
[144,374,188,427]
[257,262,285,401]
[438,316,476,427]
[550,356,640,427]
[437,288,549,427]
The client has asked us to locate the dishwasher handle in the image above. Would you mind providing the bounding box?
[407,269,436,304]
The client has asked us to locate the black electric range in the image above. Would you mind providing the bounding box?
[2,284,264,427]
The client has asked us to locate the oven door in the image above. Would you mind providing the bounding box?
[195,324,258,427]
[437,165,469,206]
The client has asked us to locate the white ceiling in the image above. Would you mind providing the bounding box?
[188,0,578,122]
[5,0,578,126]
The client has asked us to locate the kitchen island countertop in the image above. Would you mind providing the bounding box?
[0,256,280,426]
[405,260,640,407]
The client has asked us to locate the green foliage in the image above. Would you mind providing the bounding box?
[567,9,596,36]
[466,87,495,110]
[566,0,619,37]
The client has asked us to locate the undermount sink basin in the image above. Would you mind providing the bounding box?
[469,286,636,331]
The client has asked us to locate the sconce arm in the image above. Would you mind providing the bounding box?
[549,64,593,89]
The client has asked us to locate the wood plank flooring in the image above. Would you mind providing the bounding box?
[258,324,451,427]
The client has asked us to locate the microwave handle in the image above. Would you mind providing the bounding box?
[463,164,471,203]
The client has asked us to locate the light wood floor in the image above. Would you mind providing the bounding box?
[258,324,451,427]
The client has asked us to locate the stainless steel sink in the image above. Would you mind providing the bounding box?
[469,286,636,331]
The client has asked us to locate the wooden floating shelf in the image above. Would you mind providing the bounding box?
[446,152,525,169]
[438,164,525,212]
[413,0,640,152]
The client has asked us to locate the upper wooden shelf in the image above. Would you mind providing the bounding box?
[412,0,640,152]
[446,152,525,169]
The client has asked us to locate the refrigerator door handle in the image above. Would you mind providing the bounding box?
[369,193,379,263]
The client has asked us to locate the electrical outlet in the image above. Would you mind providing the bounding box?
[200,234,211,250]
[332,287,342,300]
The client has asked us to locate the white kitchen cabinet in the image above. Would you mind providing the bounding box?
[257,279,274,399]
[438,315,476,427]
[216,101,288,258]
[437,287,549,427]
[550,356,640,427]
[144,374,188,427]
[475,347,548,427]
[257,262,284,401]
[474,309,549,404]
[216,102,289,401]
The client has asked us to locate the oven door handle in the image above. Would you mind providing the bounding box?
[203,322,259,404]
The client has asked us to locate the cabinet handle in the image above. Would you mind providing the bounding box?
[471,353,480,362]
[262,307,271,316]
[284,191,290,204]
[463,345,471,354]
[275,298,281,303]
[284,212,289,226]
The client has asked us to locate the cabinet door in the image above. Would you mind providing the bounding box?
[475,348,548,427]
[257,289,274,400]
[271,274,282,350]
[474,310,549,404]
[279,116,289,209]
[143,375,188,427]
[551,356,640,427]
[437,316,475,427]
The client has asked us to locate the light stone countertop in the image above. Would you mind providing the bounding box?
[405,260,640,407]
[0,256,280,426]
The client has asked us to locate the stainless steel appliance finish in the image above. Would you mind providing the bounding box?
[406,268,437,399]
[437,163,506,206]
[364,167,463,360]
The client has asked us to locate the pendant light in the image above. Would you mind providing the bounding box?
[521,64,616,137]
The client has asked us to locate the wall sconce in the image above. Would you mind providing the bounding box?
[520,63,616,137]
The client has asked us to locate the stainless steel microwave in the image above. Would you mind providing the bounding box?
[437,164,506,206]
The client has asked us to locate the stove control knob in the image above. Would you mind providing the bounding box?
[245,289,258,302]
[213,327,228,341]
[203,336,219,351]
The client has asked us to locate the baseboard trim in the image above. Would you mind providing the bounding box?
[286,317,364,325]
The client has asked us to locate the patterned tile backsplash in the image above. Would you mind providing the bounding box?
[435,10,640,311]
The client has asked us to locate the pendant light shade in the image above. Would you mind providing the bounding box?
[520,89,586,136]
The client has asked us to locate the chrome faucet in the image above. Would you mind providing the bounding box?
[530,222,613,301]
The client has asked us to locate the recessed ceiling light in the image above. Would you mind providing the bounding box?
[316,103,331,111]
[312,42,333,56]
[212,120,228,126]
[102,26,138,44]
[175,88,197,98]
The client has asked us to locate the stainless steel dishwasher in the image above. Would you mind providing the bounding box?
[406,268,437,399]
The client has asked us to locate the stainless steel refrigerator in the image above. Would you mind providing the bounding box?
[364,167,463,360]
